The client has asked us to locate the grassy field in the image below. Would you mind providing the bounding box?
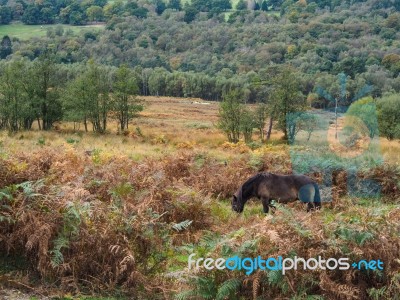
[0,22,105,40]
[0,96,399,299]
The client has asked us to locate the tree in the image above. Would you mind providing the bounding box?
[83,61,110,133]
[184,6,198,23]
[0,35,12,59]
[214,0,231,11]
[31,54,62,130]
[382,53,400,76]
[63,74,90,131]
[269,66,305,140]
[345,97,378,139]
[269,0,284,9]
[21,5,41,24]
[112,64,143,131]
[218,90,245,143]
[240,108,255,143]
[63,61,111,133]
[0,5,12,24]
[155,0,166,15]
[377,94,400,140]
[0,60,35,131]
[168,0,181,11]
[131,7,149,18]
[236,0,247,10]
[87,5,103,22]
[261,1,269,11]
[254,103,268,141]
[286,112,318,143]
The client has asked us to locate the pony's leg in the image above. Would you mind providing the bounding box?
[307,202,315,212]
[299,184,316,212]
[261,198,270,214]
[269,200,276,214]
[314,202,322,210]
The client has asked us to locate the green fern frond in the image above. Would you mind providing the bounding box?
[195,276,217,299]
[216,278,241,300]
[50,249,64,268]
[268,270,283,286]
[174,289,197,300]
[367,287,387,300]
[172,219,193,231]
[355,231,374,246]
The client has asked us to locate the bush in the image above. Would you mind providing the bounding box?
[346,97,379,138]
[377,94,400,140]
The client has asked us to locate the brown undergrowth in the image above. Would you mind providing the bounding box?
[0,147,399,299]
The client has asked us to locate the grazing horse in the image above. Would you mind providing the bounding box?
[232,172,321,213]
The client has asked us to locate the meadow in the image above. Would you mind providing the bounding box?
[0,23,105,40]
[0,97,399,299]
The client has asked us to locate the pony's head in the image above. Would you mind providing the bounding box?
[232,189,244,213]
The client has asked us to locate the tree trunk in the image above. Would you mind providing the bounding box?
[266,117,273,141]
[84,117,88,132]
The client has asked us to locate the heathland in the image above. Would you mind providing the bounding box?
[0,96,399,299]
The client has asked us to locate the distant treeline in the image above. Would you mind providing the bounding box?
[1,1,400,99]
[0,0,399,25]
[0,55,399,141]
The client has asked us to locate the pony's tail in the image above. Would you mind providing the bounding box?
[313,183,321,209]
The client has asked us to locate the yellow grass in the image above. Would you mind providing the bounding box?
[0,96,398,165]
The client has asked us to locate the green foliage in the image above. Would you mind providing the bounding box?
[236,0,247,10]
[345,97,378,138]
[63,60,111,133]
[240,108,256,143]
[172,219,193,231]
[0,185,15,224]
[112,64,142,131]
[267,66,306,140]
[184,6,198,23]
[218,90,255,143]
[176,276,241,300]
[248,153,263,170]
[335,227,374,246]
[109,182,133,199]
[216,278,241,300]
[261,1,269,11]
[50,201,91,267]
[376,94,400,140]
[32,53,63,130]
[0,54,63,132]
[169,0,182,11]
[287,112,319,143]
[37,137,45,146]
[0,6,12,25]
[91,148,102,164]
[66,137,79,144]
[0,35,12,58]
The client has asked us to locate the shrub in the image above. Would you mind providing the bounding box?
[377,94,400,140]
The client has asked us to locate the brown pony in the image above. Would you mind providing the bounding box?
[232,172,321,213]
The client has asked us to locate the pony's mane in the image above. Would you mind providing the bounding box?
[239,172,270,200]
[242,173,265,188]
